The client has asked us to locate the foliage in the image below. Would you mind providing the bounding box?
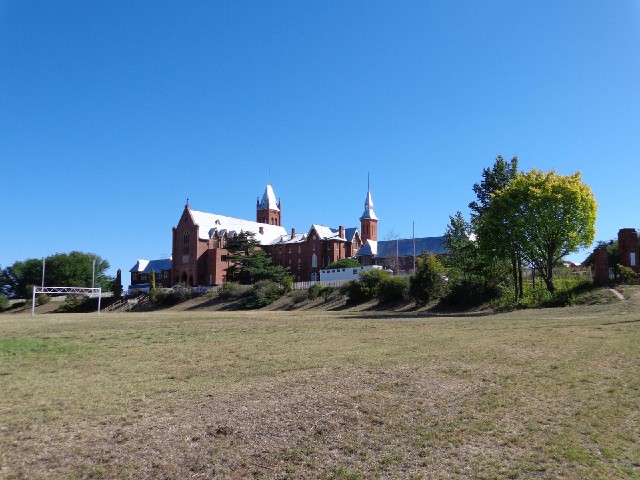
[340,268,399,304]
[443,211,505,306]
[469,155,519,219]
[307,284,329,300]
[112,269,123,300]
[218,282,245,300]
[153,288,193,306]
[0,252,111,298]
[326,258,361,269]
[479,170,597,294]
[0,294,8,310]
[36,294,51,306]
[149,270,158,302]
[340,280,369,304]
[223,232,292,288]
[409,254,447,306]
[377,276,409,303]
[240,280,285,309]
[617,264,639,284]
[468,156,523,300]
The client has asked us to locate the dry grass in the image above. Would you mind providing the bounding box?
[1,297,639,479]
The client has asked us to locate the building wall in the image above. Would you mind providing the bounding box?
[618,228,639,273]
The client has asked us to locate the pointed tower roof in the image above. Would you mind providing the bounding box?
[258,183,280,212]
[360,185,378,221]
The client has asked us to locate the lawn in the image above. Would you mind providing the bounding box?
[0,302,638,479]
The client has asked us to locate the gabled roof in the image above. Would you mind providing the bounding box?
[258,183,280,212]
[130,258,172,273]
[356,240,378,256]
[310,224,341,240]
[189,209,287,245]
[356,236,448,258]
[344,227,359,242]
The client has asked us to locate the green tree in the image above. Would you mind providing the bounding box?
[149,270,158,302]
[0,294,8,310]
[469,155,519,218]
[326,258,360,269]
[444,212,505,305]
[409,254,447,306]
[480,170,597,294]
[223,232,292,288]
[1,252,111,298]
[469,155,523,299]
[112,269,123,300]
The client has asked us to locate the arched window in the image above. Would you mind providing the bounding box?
[311,253,317,268]
[183,231,190,255]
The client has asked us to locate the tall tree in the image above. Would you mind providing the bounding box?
[470,156,522,299]
[223,232,291,287]
[0,252,111,298]
[469,155,519,219]
[480,170,597,293]
[112,269,123,300]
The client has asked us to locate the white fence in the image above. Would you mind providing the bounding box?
[292,279,351,290]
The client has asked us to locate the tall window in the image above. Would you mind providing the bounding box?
[311,253,317,268]
[183,231,190,255]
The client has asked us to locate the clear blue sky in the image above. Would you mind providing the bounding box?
[2,1,639,282]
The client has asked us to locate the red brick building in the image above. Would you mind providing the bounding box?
[171,183,372,285]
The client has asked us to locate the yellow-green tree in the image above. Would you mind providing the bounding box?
[479,170,596,294]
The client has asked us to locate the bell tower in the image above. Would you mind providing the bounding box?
[256,183,281,226]
[359,177,378,243]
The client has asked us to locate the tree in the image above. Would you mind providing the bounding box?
[444,212,504,305]
[149,270,158,302]
[326,258,360,269]
[112,269,123,300]
[469,155,523,299]
[223,231,292,288]
[480,170,596,293]
[409,254,447,306]
[0,252,111,298]
[469,155,519,218]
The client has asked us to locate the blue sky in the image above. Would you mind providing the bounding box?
[1,1,639,281]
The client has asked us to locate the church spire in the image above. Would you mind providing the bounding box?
[360,176,378,242]
[256,183,282,226]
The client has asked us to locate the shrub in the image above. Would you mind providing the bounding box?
[326,258,361,269]
[241,280,284,309]
[218,282,244,300]
[290,290,308,304]
[0,294,8,310]
[308,284,327,300]
[340,280,370,304]
[377,276,408,303]
[618,264,639,284]
[409,254,447,306]
[36,294,51,306]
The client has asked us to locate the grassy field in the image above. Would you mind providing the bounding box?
[1,298,639,479]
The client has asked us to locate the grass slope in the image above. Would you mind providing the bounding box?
[0,300,639,479]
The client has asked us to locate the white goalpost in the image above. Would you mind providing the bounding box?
[31,286,102,316]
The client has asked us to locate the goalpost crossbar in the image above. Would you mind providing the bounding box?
[31,286,102,316]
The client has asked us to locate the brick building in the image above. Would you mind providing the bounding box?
[588,228,639,285]
[170,183,381,286]
[129,258,172,291]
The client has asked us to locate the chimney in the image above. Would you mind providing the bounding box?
[259,226,264,235]
[291,227,296,238]
[339,225,345,238]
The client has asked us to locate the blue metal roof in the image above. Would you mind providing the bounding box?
[362,236,448,258]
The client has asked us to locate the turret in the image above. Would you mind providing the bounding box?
[359,179,378,243]
[256,183,281,226]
